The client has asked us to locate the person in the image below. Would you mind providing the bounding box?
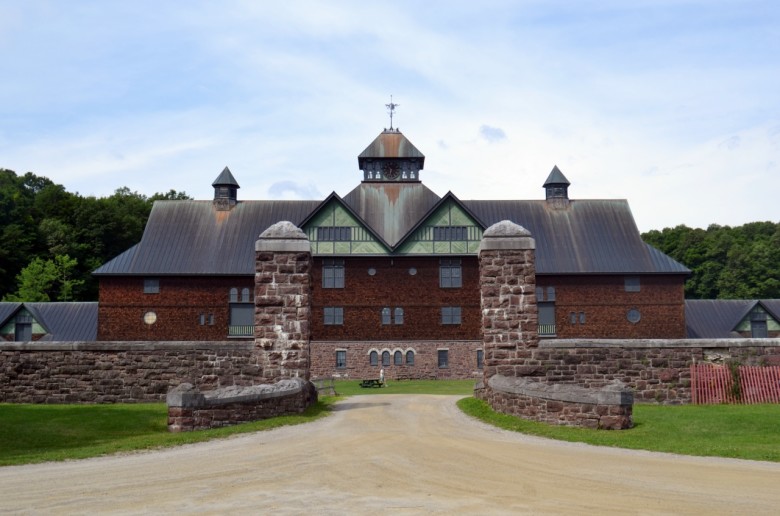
[379,368,385,386]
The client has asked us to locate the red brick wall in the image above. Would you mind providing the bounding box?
[310,340,484,380]
[536,275,686,339]
[98,276,254,341]
[311,257,481,341]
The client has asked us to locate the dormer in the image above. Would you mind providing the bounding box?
[212,166,239,211]
[543,165,570,207]
[358,129,425,183]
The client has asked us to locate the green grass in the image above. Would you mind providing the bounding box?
[0,399,333,466]
[458,397,780,462]
[334,379,476,396]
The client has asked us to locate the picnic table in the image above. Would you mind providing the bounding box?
[359,378,384,388]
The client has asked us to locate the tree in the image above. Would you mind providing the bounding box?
[3,254,84,302]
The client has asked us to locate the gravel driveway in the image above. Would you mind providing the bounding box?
[2,395,779,514]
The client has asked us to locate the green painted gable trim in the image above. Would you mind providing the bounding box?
[395,199,483,255]
[302,198,389,255]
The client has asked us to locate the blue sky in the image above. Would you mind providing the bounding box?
[1,1,778,231]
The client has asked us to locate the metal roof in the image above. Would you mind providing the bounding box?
[464,199,690,274]
[685,299,780,338]
[0,302,98,341]
[212,166,240,187]
[94,192,689,276]
[94,200,320,275]
[342,182,440,247]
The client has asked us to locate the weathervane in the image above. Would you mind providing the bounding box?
[385,95,399,130]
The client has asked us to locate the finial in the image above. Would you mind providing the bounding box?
[385,95,399,130]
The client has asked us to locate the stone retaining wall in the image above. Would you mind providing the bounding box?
[532,339,780,404]
[0,341,257,403]
[476,374,633,429]
[167,378,317,432]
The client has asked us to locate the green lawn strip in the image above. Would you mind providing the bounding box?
[334,379,476,396]
[0,399,333,466]
[458,397,780,462]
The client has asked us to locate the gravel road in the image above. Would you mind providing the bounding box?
[2,394,779,514]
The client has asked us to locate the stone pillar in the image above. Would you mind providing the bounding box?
[255,221,312,383]
[479,220,537,380]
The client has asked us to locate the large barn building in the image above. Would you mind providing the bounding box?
[93,128,690,379]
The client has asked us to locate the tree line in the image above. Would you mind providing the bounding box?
[1,168,777,301]
[0,169,189,302]
[642,222,780,299]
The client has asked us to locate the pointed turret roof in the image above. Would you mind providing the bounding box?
[543,165,570,187]
[358,129,425,169]
[212,166,240,188]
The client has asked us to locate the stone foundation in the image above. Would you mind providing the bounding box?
[167,378,317,432]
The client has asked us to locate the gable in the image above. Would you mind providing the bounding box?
[734,302,780,333]
[395,198,483,255]
[302,198,388,255]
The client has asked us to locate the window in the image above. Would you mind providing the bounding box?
[538,302,556,336]
[438,349,449,368]
[750,309,768,338]
[143,311,157,325]
[394,307,404,325]
[433,226,467,240]
[324,307,344,325]
[569,312,577,324]
[441,306,461,325]
[208,314,215,325]
[144,278,159,294]
[536,287,544,302]
[579,312,586,324]
[336,350,347,369]
[317,226,351,241]
[241,287,251,302]
[546,286,556,302]
[370,350,378,366]
[440,259,462,288]
[322,259,345,288]
[394,351,402,365]
[199,314,206,325]
[229,304,254,336]
[406,350,415,365]
[625,276,641,292]
[477,349,484,369]
[627,309,641,324]
[382,351,390,366]
[381,307,391,325]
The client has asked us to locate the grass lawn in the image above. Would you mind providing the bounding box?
[334,379,476,396]
[3,381,779,466]
[458,397,780,462]
[0,399,332,466]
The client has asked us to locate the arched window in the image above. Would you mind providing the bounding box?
[241,287,251,302]
[369,350,378,366]
[394,350,402,366]
[381,351,390,366]
[405,350,414,365]
[381,307,391,325]
[229,288,238,303]
[394,307,404,325]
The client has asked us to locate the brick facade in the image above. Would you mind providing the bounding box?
[98,276,254,341]
[311,256,481,341]
[537,275,686,339]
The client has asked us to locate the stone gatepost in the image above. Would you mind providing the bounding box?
[479,220,538,380]
[255,221,312,383]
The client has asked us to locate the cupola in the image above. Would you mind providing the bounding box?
[543,165,570,205]
[212,166,239,210]
[358,129,425,182]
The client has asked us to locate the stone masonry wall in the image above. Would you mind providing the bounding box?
[0,341,257,403]
[167,378,317,432]
[254,222,312,383]
[310,340,484,380]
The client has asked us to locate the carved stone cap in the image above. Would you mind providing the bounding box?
[479,220,536,251]
[256,221,311,252]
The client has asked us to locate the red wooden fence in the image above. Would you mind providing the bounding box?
[691,363,780,404]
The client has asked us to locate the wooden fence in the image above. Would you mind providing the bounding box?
[691,363,780,404]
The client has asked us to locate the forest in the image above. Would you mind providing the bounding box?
[1,168,778,302]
